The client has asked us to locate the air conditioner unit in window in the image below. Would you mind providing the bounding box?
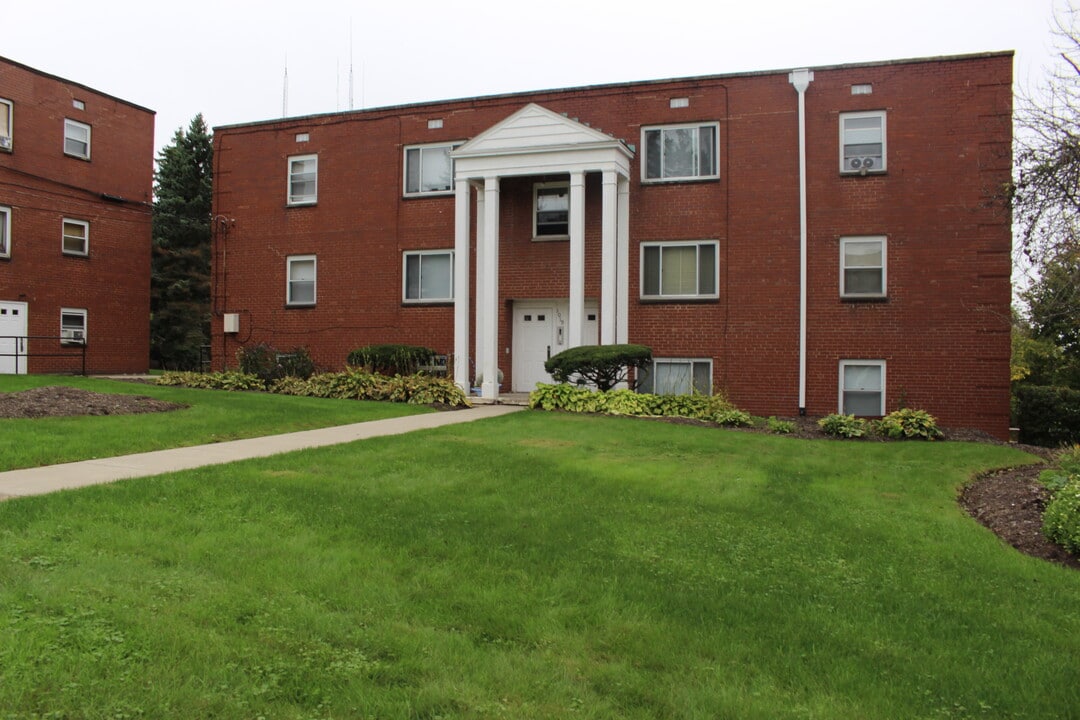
[61,329,85,344]
[0,135,11,150]
[845,155,881,173]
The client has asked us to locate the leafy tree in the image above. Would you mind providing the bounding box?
[544,344,652,391]
[1022,251,1080,387]
[151,114,212,369]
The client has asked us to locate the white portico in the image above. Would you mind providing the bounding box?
[451,104,634,398]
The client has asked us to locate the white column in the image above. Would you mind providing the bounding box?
[568,170,586,348]
[600,170,617,345]
[480,176,500,399]
[474,185,486,390]
[616,174,630,344]
[453,178,471,392]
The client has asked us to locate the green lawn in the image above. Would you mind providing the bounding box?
[1,411,1076,719]
[0,375,431,471]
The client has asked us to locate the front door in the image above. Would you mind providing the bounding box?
[512,301,599,392]
[0,301,28,374]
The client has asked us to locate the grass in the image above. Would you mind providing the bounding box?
[1,411,1077,719]
[0,375,431,471]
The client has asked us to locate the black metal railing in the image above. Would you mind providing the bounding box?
[0,335,88,375]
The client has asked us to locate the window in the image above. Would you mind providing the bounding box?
[840,236,886,298]
[642,123,719,182]
[404,143,459,195]
[840,111,886,174]
[62,219,88,256]
[403,250,453,302]
[0,98,12,151]
[638,359,712,396]
[286,255,316,306]
[534,182,569,238]
[840,360,885,416]
[60,308,87,345]
[0,206,9,258]
[287,155,317,205]
[641,241,718,299]
[64,119,91,159]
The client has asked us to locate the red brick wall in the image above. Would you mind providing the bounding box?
[212,53,1012,437]
[0,57,154,373]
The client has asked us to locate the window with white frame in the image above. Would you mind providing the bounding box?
[840,360,885,416]
[840,236,886,297]
[287,155,318,205]
[404,143,459,196]
[286,255,316,306]
[534,182,569,238]
[60,308,87,345]
[62,219,88,256]
[64,119,91,159]
[840,111,886,174]
[0,206,10,258]
[641,241,718,300]
[403,250,453,302]
[642,123,719,182]
[0,98,12,151]
[638,359,712,396]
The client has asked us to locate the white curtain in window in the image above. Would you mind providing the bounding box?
[661,246,697,295]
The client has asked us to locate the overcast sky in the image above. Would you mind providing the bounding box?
[3,0,1064,156]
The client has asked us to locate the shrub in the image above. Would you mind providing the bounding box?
[236,344,315,385]
[1014,385,1080,447]
[544,344,652,391]
[347,344,436,376]
[1043,475,1080,555]
[529,384,602,413]
[766,416,796,434]
[529,383,745,425]
[818,414,869,438]
[875,408,944,440]
[713,409,753,427]
[158,371,264,391]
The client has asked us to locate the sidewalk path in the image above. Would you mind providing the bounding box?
[0,405,524,500]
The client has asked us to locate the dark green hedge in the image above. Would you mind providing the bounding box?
[347,344,436,376]
[1015,385,1080,446]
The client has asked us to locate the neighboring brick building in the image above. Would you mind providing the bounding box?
[211,52,1013,437]
[0,56,154,375]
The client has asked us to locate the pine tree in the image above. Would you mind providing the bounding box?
[151,114,212,369]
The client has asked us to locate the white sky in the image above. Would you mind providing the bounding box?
[2,0,1065,156]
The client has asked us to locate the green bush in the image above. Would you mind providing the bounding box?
[712,409,753,427]
[158,371,264,391]
[347,344,436,376]
[766,416,796,434]
[1043,475,1080,555]
[544,344,652,391]
[529,383,743,425]
[818,414,869,439]
[236,344,315,385]
[1039,445,1080,495]
[875,409,944,440]
[1015,385,1080,447]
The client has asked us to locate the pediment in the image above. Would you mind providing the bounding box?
[454,103,628,158]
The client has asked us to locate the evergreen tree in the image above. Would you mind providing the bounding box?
[151,114,212,369]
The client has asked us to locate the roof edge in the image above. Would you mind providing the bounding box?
[0,55,156,115]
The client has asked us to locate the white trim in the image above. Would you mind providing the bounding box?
[640,122,720,183]
[839,110,887,175]
[402,249,454,303]
[403,142,462,197]
[0,205,10,258]
[287,154,318,206]
[639,240,720,300]
[839,360,886,416]
[532,180,570,240]
[286,254,317,306]
[61,218,89,256]
[0,98,12,151]
[840,236,887,298]
[639,358,713,396]
[64,118,91,159]
[60,307,87,345]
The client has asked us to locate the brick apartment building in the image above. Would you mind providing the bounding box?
[0,56,154,375]
[211,52,1013,437]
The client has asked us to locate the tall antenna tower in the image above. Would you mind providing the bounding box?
[348,20,355,111]
[282,53,289,117]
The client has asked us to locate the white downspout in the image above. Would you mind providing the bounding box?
[788,68,813,415]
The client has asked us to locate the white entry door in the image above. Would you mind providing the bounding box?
[512,301,598,392]
[0,301,28,374]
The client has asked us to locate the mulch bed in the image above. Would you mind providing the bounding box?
[1,386,1076,570]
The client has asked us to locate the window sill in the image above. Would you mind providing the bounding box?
[639,296,719,304]
[641,176,720,185]
[532,235,569,243]
[286,201,317,208]
[285,303,316,309]
[839,170,887,178]
[402,300,454,307]
[64,153,91,162]
[62,251,89,258]
[840,295,888,303]
[403,191,454,199]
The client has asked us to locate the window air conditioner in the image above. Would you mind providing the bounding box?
[0,135,11,150]
[845,155,881,173]
[61,329,85,343]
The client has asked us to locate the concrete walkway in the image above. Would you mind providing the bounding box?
[0,404,524,500]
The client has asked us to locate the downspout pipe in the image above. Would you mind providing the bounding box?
[788,68,813,416]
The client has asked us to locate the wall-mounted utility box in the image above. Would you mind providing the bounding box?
[223,313,240,334]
